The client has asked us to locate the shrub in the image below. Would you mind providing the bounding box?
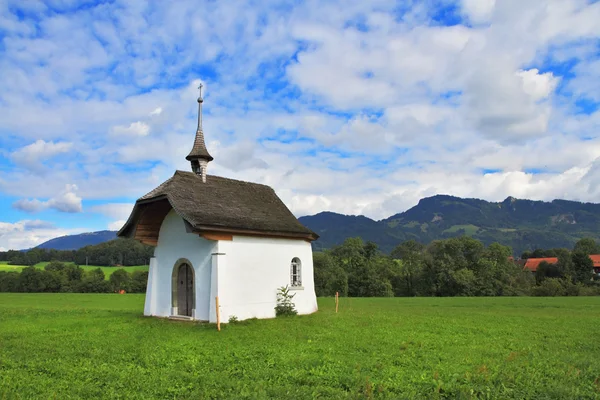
[579,284,600,296]
[532,278,565,296]
[109,269,131,292]
[274,285,297,317]
[228,315,239,324]
[130,271,148,293]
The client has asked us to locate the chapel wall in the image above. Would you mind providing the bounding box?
[216,236,318,322]
[149,209,215,320]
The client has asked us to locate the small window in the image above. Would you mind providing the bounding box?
[290,257,302,287]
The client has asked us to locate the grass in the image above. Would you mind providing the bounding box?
[0,261,148,279]
[443,224,480,236]
[1,296,599,398]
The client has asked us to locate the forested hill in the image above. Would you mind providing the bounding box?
[35,230,117,251]
[299,195,600,256]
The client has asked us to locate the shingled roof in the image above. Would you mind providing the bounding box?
[186,128,213,162]
[118,171,318,244]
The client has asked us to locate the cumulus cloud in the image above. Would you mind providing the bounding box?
[0,220,85,251]
[461,0,496,23]
[110,121,150,136]
[108,220,126,231]
[11,140,73,171]
[1,0,600,234]
[12,184,83,213]
[89,203,134,220]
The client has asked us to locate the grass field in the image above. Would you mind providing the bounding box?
[1,295,599,399]
[0,261,148,279]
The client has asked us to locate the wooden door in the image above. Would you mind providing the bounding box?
[177,263,193,316]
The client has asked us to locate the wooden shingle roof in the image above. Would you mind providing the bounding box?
[118,171,318,244]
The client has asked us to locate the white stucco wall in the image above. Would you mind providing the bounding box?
[145,209,318,322]
[145,209,215,320]
[214,236,318,323]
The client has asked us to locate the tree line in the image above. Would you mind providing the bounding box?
[0,238,154,267]
[2,235,600,297]
[0,262,148,293]
[314,236,600,297]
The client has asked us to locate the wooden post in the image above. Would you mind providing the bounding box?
[215,296,221,331]
[335,291,339,313]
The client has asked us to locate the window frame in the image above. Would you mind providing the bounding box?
[290,257,302,288]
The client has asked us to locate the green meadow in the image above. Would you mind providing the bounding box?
[0,261,148,279]
[1,295,599,399]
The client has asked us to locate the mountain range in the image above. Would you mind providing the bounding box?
[28,195,600,256]
[35,230,118,251]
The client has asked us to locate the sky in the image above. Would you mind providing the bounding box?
[1,0,600,251]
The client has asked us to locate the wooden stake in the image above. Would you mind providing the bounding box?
[215,296,221,331]
[335,291,339,313]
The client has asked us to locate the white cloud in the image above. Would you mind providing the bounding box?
[11,140,73,170]
[0,219,85,251]
[110,121,150,137]
[0,0,600,235]
[149,107,163,116]
[108,220,126,231]
[12,184,82,213]
[461,0,496,23]
[89,203,134,220]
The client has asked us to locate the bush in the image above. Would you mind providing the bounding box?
[579,284,600,296]
[109,269,131,292]
[130,271,148,293]
[274,286,297,317]
[0,271,20,292]
[532,278,565,296]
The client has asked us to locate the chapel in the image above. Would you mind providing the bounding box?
[117,84,319,322]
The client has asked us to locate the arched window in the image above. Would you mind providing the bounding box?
[290,257,302,287]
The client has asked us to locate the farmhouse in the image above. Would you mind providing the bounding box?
[522,255,600,277]
[522,257,559,273]
[117,84,319,322]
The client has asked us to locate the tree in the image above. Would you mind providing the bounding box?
[0,271,20,292]
[313,252,348,297]
[571,251,593,284]
[130,271,149,293]
[536,261,562,283]
[521,250,532,260]
[573,238,600,256]
[42,270,66,292]
[17,267,45,292]
[109,269,131,292]
[391,240,426,296]
[532,278,565,296]
[77,268,110,293]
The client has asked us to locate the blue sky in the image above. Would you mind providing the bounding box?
[1,0,600,250]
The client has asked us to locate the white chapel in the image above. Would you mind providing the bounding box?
[117,84,319,322]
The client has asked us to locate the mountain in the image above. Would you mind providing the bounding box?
[29,195,600,255]
[35,230,118,251]
[299,195,600,256]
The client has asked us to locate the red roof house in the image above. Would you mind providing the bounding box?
[523,257,558,272]
[590,255,600,274]
[523,254,600,274]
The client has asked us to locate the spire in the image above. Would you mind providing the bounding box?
[186,82,213,182]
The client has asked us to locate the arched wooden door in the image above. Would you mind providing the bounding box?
[177,263,194,317]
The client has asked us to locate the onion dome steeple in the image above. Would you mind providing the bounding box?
[186,82,213,182]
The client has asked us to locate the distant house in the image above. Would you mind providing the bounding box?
[590,255,600,277]
[522,255,600,277]
[522,257,559,273]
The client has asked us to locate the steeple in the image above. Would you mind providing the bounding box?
[186,82,213,182]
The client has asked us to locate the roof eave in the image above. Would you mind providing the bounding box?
[190,223,318,241]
